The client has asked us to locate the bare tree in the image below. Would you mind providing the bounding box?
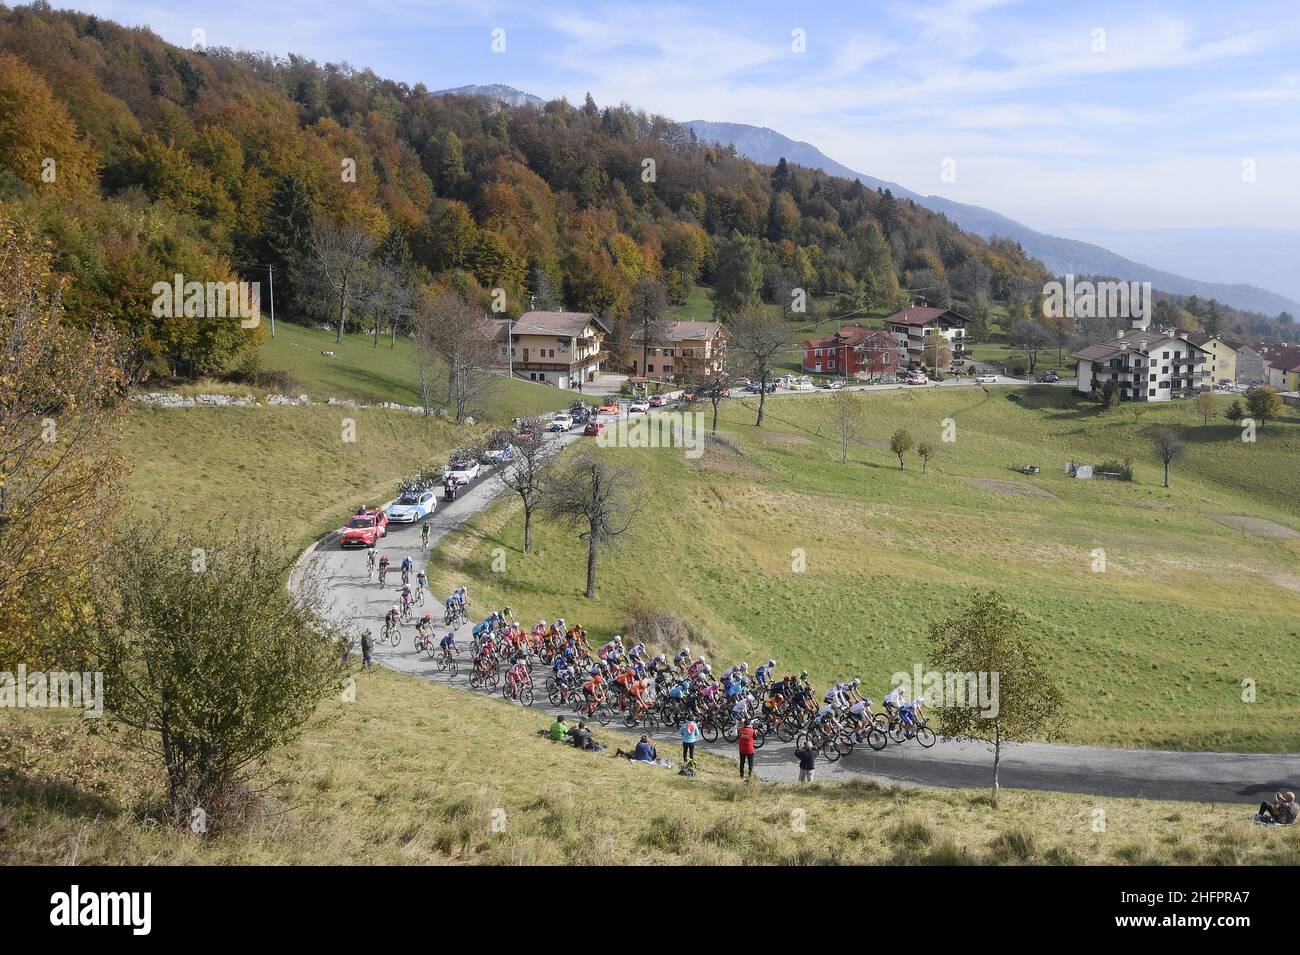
[411,292,499,423]
[366,238,419,349]
[544,451,642,598]
[1150,427,1185,488]
[498,429,554,553]
[684,361,732,434]
[302,221,374,344]
[1007,318,1050,374]
[728,306,787,426]
[821,390,868,464]
[629,277,672,378]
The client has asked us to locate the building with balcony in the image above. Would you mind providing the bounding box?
[883,306,970,366]
[628,320,727,380]
[802,325,903,379]
[1072,328,1209,402]
[494,311,609,389]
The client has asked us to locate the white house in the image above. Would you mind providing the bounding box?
[1072,327,1209,402]
[883,306,970,366]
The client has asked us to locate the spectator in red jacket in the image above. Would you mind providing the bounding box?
[737,719,756,780]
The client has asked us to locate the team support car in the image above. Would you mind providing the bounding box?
[387,490,436,524]
[597,402,620,415]
[445,459,481,485]
[584,421,606,437]
[548,413,573,432]
[905,372,929,385]
[648,395,669,408]
[628,398,650,413]
[975,373,998,384]
[483,444,514,465]
[821,379,845,390]
[570,404,594,424]
[339,508,389,547]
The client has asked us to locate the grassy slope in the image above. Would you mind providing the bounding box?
[424,387,1300,751]
[256,321,573,419]
[4,667,1295,866]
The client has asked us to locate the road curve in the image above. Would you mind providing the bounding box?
[293,417,1300,805]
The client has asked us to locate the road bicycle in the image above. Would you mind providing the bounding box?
[437,646,459,676]
[379,621,402,648]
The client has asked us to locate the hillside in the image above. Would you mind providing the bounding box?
[423,388,1300,752]
[685,120,1300,319]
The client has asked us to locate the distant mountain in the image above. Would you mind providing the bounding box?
[432,84,544,107]
[686,120,1300,316]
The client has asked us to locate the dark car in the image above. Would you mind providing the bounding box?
[1036,372,1061,383]
[570,404,594,424]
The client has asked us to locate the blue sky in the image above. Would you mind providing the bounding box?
[76,0,1300,233]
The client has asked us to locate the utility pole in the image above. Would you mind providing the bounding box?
[267,264,276,337]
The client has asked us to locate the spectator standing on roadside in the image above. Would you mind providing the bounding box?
[360,629,374,669]
[680,717,700,764]
[737,719,756,780]
[795,741,816,783]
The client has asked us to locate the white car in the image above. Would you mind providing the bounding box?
[387,489,437,523]
[548,413,573,432]
[975,373,998,384]
[906,373,929,385]
[795,381,816,392]
[445,460,481,485]
[628,399,650,413]
[821,379,845,390]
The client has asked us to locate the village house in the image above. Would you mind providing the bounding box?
[1072,326,1209,402]
[802,325,902,379]
[1178,330,1241,387]
[1234,344,1268,387]
[494,311,609,389]
[627,320,727,380]
[883,306,970,366]
[1259,344,1300,393]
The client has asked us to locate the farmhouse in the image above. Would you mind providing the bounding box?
[628,320,727,380]
[802,325,902,379]
[1178,331,1241,387]
[1072,328,1209,402]
[1258,344,1300,393]
[495,311,609,389]
[883,306,970,365]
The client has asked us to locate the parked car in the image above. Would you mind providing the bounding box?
[1036,372,1060,383]
[905,373,929,385]
[339,508,388,547]
[649,395,669,408]
[628,399,650,413]
[821,379,845,390]
[387,490,436,524]
[732,377,752,389]
[975,373,998,384]
[597,402,620,415]
[548,413,573,432]
[795,381,816,392]
[747,381,777,393]
[445,459,481,485]
[584,421,606,437]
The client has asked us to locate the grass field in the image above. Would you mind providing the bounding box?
[254,321,573,419]
[424,386,1300,752]
[4,666,1294,865]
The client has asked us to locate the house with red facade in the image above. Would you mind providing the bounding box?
[802,326,902,379]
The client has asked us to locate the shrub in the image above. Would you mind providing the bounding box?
[1095,457,1133,480]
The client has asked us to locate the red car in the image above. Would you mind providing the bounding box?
[584,421,606,437]
[649,395,668,408]
[339,508,388,547]
[597,403,620,415]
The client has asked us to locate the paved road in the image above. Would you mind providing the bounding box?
[293,411,1300,805]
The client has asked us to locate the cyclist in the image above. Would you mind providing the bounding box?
[439,630,457,660]
[420,523,430,547]
[415,569,427,598]
[686,655,709,679]
[899,697,925,737]
[883,684,907,726]
[756,659,778,689]
[366,547,378,576]
[400,584,414,615]
[582,667,606,715]
[846,695,873,734]
[377,553,391,584]
[598,634,622,663]
[384,605,400,634]
[400,555,413,585]
[673,647,692,674]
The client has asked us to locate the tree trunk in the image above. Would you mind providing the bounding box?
[523,503,533,553]
[373,312,380,348]
[585,533,597,599]
[1163,459,1170,488]
[992,719,1002,809]
[711,399,719,434]
[336,280,347,344]
[756,375,767,426]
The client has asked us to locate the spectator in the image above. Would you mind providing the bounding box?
[737,719,756,780]
[360,629,374,670]
[795,741,816,783]
[680,717,700,764]
[632,735,657,762]
[567,720,594,750]
[548,715,568,741]
[1257,791,1298,825]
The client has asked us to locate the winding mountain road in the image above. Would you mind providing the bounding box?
[292,414,1299,805]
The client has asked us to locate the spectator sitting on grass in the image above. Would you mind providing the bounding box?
[567,720,595,750]
[631,735,657,762]
[549,715,568,741]
[1256,791,1298,825]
